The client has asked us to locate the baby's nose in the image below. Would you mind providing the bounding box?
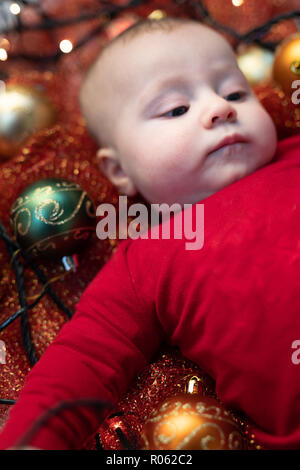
[201,96,237,129]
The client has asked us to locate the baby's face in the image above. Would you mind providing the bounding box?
[97,23,277,205]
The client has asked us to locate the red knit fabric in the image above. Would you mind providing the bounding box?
[0,134,300,450]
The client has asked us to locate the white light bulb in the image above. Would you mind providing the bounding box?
[0,48,8,61]
[59,39,73,54]
[9,3,21,15]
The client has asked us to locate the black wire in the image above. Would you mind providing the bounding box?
[3,0,149,62]
[0,225,37,365]
[95,433,103,450]
[18,0,38,5]
[190,0,300,50]
[4,17,113,63]
[0,286,49,332]
[35,0,57,48]
[190,0,241,40]
[0,0,149,34]
[18,248,74,319]
[0,222,73,319]
[105,411,137,450]
[3,3,300,61]
[107,411,125,419]
[0,221,74,367]
[115,427,136,450]
[243,10,300,45]
[0,399,16,405]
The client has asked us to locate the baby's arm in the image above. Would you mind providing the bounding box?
[0,240,165,450]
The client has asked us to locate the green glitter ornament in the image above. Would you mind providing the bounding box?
[10,178,96,258]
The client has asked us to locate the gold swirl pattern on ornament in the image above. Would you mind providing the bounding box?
[35,199,64,223]
[153,421,177,447]
[11,196,29,213]
[35,191,87,226]
[13,207,31,236]
[176,422,226,450]
[159,400,182,415]
[54,181,80,189]
[147,400,241,430]
[85,199,96,218]
[195,403,240,428]
[26,227,94,253]
[32,240,57,254]
[11,184,83,213]
[141,432,150,450]
[152,419,235,450]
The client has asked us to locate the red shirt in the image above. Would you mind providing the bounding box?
[0,134,300,450]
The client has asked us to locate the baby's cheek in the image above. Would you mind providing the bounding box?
[247,102,277,160]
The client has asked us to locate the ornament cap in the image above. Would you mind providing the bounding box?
[184,375,204,395]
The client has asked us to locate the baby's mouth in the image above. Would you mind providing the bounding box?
[207,134,248,157]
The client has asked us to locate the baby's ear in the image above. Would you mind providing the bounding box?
[97,147,137,197]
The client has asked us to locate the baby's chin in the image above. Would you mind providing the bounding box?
[209,141,275,179]
[217,160,264,187]
[198,157,270,201]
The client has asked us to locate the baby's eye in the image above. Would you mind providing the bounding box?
[225,91,246,101]
[163,105,189,117]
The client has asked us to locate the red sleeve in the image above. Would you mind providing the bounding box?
[0,240,165,450]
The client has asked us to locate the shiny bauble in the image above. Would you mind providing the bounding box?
[10,178,96,258]
[272,33,300,97]
[0,84,57,159]
[141,393,246,450]
[237,45,274,84]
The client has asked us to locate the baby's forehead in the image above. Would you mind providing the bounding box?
[110,23,233,59]
[104,25,237,80]
[101,34,239,106]
[84,24,239,113]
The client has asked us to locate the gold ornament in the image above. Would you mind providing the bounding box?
[272,33,300,97]
[0,84,57,159]
[141,376,247,450]
[237,45,274,85]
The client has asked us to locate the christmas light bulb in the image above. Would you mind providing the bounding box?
[0,48,7,61]
[9,3,21,15]
[59,39,73,54]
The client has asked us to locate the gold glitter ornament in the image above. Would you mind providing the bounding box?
[0,84,57,159]
[272,33,300,97]
[141,376,247,450]
[10,178,96,259]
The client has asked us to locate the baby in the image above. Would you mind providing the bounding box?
[80,17,277,207]
[1,17,300,450]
